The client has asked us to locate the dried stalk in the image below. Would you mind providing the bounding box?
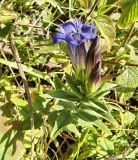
[9,33,35,160]
[84,0,100,22]
[102,60,138,67]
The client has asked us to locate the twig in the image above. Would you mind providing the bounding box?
[24,3,51,35]
[102,60,138,67]
[122,23,135,46]
[104,97,138,111]
[84,0,100,22]
[9,33,35,160]
[53,138,64,159]
[15,23,47,34]
[110,128,138,132]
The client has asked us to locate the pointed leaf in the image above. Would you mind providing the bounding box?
[50,111,73,139]
[69,130,88,159]
[76,112,112,134]
[54,74,65,90]
[95,83,119,97]
[65,73,82,97]
[87,97,108,111]
[64,124,81,138]
[47,90,80,101]
[78,106,118,126]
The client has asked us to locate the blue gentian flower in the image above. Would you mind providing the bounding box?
[53,19,101,92]
[53,20,96,45]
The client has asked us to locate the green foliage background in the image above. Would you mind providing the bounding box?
[0,0,138,159]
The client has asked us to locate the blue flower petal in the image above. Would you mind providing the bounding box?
[70,39,85,45]
[65,34,73,43]
[65,34,85,45]
[81,24,96,33]
[81,24,97,41]
[83,32,97,41]
[73,19,83,31]
[52,32,65,43]
[59,22,76,34]
[90,33,97,41]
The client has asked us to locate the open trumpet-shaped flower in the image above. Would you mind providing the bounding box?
[53,19,101,92]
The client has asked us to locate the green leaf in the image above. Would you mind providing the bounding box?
[63,124,81,138]
[116,66,138,101]
[78,106,118,126]
[75,112,112,134]
[52,100,76,110]
[10,97,28,107]
[22,113,43,129]
[54,74,65,90]
[95,83,119,98]
[98,137,114,155]
[94,15,116,50]
[87,97,108,111]
[69,130,89,159]
[47,90,80,101]
[32,95,49,114]
[65,73,82,97]
[121,111,135,127]
[10,97,28,117]
[48,111,58,127]
[118,0,138,28]
[81,100,107,113]
[50,111,73,139]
